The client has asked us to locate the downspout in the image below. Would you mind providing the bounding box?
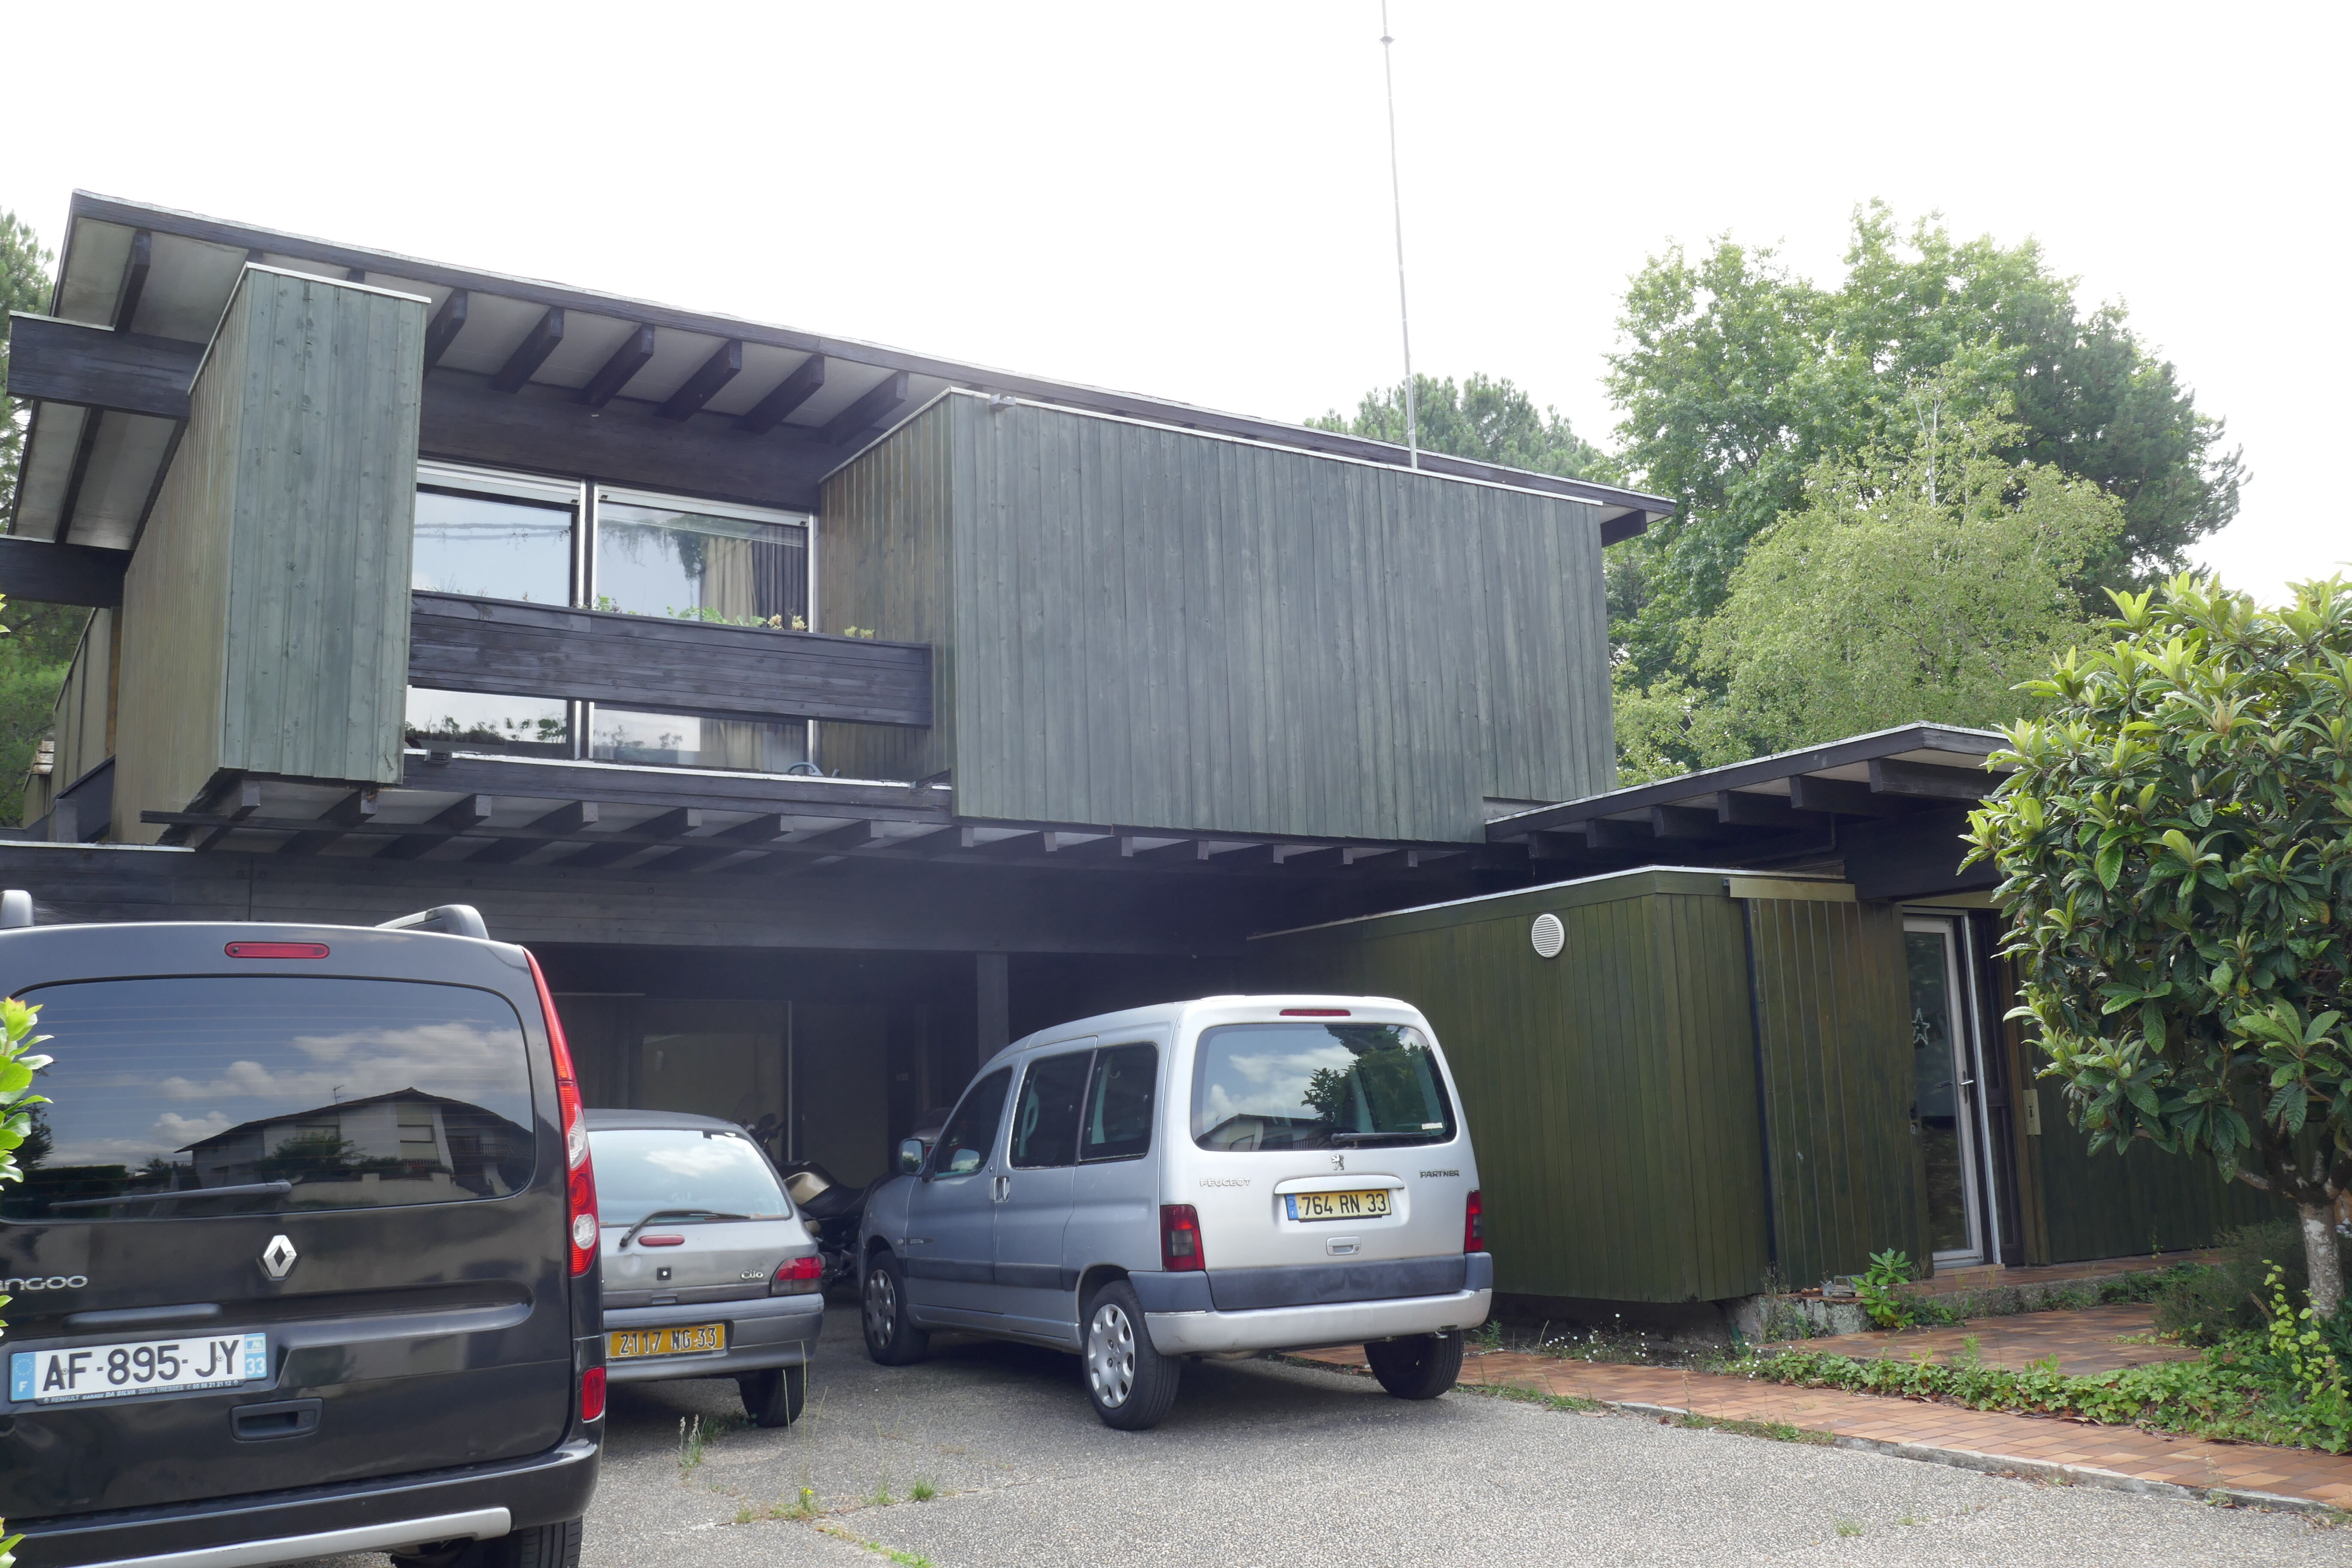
[1738,897,1782,1279]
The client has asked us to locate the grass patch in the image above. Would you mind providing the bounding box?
[1672,1411,1834,1446]
[1452,1380,1602,1415]
[1834,1516,1864,1537]
[818,1524,936,1567]
[910,1477,940,1503]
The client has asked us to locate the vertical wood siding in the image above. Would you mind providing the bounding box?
[822,395,1613,840]
[1744,897,1929,1288]
[2030,1085,2286,1261]
[816,401,955,783]
[114,270,421,839]
[1254,873,1775,1303]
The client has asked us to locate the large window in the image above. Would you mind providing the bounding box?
[1191,1023,1454,1152]
[405,466,815,773]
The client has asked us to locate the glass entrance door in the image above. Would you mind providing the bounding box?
[1905,917,1988,1265]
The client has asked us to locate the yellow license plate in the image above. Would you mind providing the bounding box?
[1286,1189,1392,1222]
[609,1323,726,1360]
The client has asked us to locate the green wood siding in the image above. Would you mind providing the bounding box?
[115,269,422,839]
[821,394,1614,841]
[2030,1094,2285,1261]
[1743,897,1929,1289]
[1253,871,1775,1303]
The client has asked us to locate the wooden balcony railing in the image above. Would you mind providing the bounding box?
[408,591,931,728]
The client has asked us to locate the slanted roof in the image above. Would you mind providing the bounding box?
[12,191,1674,547]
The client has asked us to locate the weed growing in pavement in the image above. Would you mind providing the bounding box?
[1671,1412,1833,1446]
[866,1476,896,1508]
[1454,1381,1603,1415]
[770,1487,822,1520]
[678,1416,707,1476]
[1952,1335,1983,1371]
[1896,1513,1923,1526]
[818,1524,935,1568]
[1834,1517,1864,1537]
[910,1478,940,1503]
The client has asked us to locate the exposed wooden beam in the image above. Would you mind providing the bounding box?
[901,825,978,857]
[468,799,597,864]
[736,355,826,434]
[113,231,151,331]
[1130,839,1211,865]
[1525,831,1591,861]
[789,819,881,854]
[559,836,652,870]
[423,290,469,371]
[564,808,704,867]
[0,538,128,608]
[491,307,565,392]
[193,780,264,852]
[1584,818,1655,851]
[1868,756,2001,802]
[281,789,379,856]
[3,314,202,420]
[659,340,742,420]
[969,830,1048,859]
[382,794,494,861]
[821,371,910,445]
[719,812,790,843]
[1649,805,1730,840]
[580,324,656,408]
[54,409,104,545]
[1788,775,1913,819]
[1716,791,1828,830]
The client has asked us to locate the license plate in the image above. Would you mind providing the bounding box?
[609,1323,726,1360]
[11,1332,268,1405]
[1285,1189,1392,1222]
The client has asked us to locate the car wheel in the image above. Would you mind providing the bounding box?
[861,1250,929,1366]
[1363,1332,1464,1400]
[396,1518,584,1568]
[1081,1279,1181,1430]
[739,1364,807,1427]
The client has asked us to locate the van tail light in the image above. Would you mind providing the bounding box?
[772,1255,824,1296]
[1160,1204,1205,1272]
[528,950,598,1277]
[579,1366,606,1422]
[1464,1189,1485,1254]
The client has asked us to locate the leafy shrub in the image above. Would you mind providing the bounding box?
[2154,1222,2309,1343]
[1855,1249,1917,1330]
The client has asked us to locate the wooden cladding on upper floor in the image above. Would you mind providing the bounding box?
[408,592,933,729]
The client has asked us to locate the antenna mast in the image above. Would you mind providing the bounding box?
[1380,0,1418,469]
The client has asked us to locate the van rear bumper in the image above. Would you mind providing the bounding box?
[1145,1288,1492,1355]
[13,1436,598,1568]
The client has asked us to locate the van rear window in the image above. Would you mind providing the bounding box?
[3,977,537,1222]
[1192,1023,1455,1151]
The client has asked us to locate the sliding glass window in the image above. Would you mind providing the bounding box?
[594,489,810,629]
[413,462,579,604]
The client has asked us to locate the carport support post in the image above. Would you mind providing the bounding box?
[976,953,1010,1070]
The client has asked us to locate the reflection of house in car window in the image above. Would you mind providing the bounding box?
[181,1088,532,1203]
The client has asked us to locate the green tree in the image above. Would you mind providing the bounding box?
[1,996,55,1568]
[1310,371,1605,479]
[1963,577,2352,1316]
[1617,405,2124,779]
[0,213,84,825]
[1607,202,2242,691]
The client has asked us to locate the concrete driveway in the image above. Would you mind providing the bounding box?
[323,1309,2340,1568]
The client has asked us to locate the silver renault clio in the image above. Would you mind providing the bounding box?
[857,996,1490,1430]
[586,1109,823,1427]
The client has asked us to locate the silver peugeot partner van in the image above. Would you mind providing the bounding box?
[856,996,1490,1429]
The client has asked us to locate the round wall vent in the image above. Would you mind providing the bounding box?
[1530,912,1565,959]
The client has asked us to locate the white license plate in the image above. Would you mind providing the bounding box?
[10,1332,268,1405]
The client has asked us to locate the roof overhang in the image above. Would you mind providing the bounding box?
[6,192,1675,554]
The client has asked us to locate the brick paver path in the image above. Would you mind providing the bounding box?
[1296,1339,2352,1511]
[1770,1301,2198,1375]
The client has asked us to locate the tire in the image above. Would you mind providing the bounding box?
[1081,1279,1182,1430]
[861,1250,930,1366]
[396,1518,584,1568]
[1363,1332,1464,1400]
[739,1363,807,1427]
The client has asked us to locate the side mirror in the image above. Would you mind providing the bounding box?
[897,1138,925,1175]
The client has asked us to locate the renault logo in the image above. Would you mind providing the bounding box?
[259,1235,299,1282]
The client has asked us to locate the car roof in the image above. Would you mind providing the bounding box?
[584,1108,756,1134]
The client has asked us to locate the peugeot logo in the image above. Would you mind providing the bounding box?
[259,1234,299,1282]
[1330,1153,1346,1172]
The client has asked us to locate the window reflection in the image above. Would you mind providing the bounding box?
[595,497,809,628]
[413,486,574,604]
[588,707,807,773]
[404,688,570,758]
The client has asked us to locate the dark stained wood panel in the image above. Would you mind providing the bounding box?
[822,394,1614,843]
[0,537,129,607]
[409,591,931,727]
[5,314,199,420]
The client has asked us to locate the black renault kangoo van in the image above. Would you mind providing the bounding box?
[0,897,602,1568]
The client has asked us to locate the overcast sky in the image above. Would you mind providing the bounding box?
[5,2,2340,601]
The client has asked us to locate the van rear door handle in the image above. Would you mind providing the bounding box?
[992,1176,1010,1202]
[232,1397,321,1441]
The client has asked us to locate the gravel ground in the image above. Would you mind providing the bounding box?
[309,1307,2341,1568]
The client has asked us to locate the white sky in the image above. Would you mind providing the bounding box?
[4,1,2341,602]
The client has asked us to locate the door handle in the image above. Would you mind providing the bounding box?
[992,1175,1011,1203]
[232,1398,321,1442]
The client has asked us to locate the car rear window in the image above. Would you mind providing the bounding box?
[3,976,537,1222]
[1192,1023,1455,1151]
[591,1128,790,1226]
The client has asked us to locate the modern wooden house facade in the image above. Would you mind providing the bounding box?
[0,193,2265,1319]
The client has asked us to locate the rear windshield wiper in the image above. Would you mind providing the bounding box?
[49,1181,294,1212]
[616,1208,752,1249]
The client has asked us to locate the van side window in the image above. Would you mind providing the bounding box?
[932,1069,1011,1176]
[1078,1044,1157,1162]
[1009,1052,1092,1169]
